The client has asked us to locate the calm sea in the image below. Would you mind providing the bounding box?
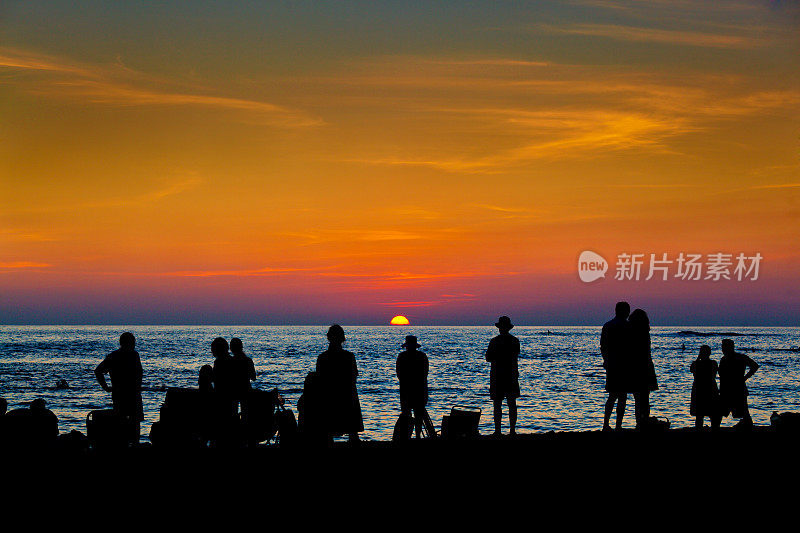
[1,325,798,441]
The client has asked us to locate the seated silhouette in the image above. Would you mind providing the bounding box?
[0,399,59,450]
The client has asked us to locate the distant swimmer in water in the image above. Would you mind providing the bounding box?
[55,379,69,390]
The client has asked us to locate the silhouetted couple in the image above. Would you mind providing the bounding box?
[691,339,759,430]
[601,302,658,431]
[210,337,256,422]
[486,315,520,436]
[396,335,434,438]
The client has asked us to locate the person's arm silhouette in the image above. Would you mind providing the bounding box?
[744,355,759,381]
[95,359,112,393]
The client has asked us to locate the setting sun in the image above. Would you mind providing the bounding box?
[390,315,410,325]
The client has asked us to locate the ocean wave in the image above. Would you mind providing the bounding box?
[674,331,749,337]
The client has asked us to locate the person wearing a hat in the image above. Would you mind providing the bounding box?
[396,335,432,438]
[485,316,521,436]
[316,324,364,443]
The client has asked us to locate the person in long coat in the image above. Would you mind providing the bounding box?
[316,324,364,443]
[690,345,721,430]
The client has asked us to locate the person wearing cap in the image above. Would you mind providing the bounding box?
[485,316,521,436]
[396,335,431,438]
[95,332,144,444]
[719,338,759,429]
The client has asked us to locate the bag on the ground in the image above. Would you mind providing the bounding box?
[441,406,481,439]
[642,416,670,432]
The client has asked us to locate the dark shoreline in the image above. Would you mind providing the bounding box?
[6,426,799,513]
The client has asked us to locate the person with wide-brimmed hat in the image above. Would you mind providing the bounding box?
[485,316,521,436]
[396,335,433,438]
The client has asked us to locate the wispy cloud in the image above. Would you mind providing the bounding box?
[0,261,52,270]
[3,174,203,214]
[536,23,761,48]
[378,292,478,308]
[0,47,322,127]
[345,109,690,172]
[748,183,800,190]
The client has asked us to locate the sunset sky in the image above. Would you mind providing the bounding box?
[1,1,799,325]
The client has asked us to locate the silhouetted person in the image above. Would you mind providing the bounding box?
[396,335,431,438]
[690,345,721,430]
[628,308,658,428]
[230,337,256,420]
[95,332,143,444]
[199,364,214,393]
[601,302,631,431]
[29,399,58,440]
[3,399,59,447]
[485,316,520,436]
[210,337,239,446]
[316,325,364,443]
[198,364,215,444]
[0,398,6,416]
[719,339,759,429]
[211,337,236,418]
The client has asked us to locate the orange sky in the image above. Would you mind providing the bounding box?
[1,1,799,324]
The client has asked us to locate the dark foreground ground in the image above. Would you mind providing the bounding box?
[5,426,799,522]
[11,426,800,484]
[6,405,796,522]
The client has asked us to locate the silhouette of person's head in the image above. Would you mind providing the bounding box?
[615,301,631,319]
[699,344,711,359]
[120,332,136,350]
[230,337,243,355]
[211,337,229,358]
[0,397,7,415]
[495,316,513,333]
[327,324,345,347]
[199,364,213,391]
[402,335,420,350]
[721,338,735,355]
[30,399,47,412]
[629,308,650,331]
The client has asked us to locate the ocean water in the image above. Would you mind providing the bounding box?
[1,325,798,441]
